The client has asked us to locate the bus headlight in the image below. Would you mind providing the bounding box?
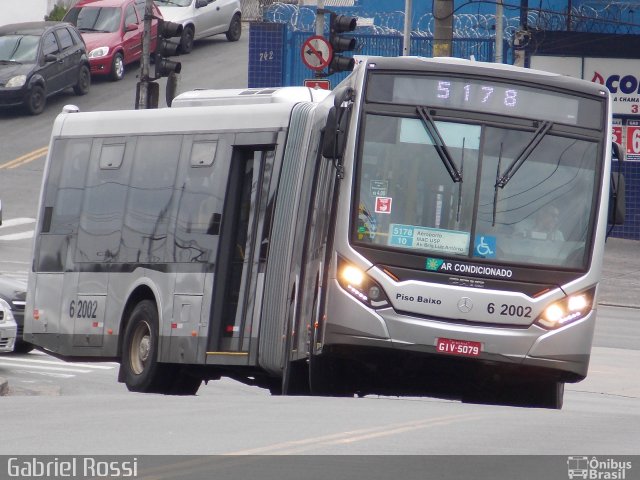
[337,258,390,309]
[535,288,595,330]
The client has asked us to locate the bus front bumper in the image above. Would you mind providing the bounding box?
[323,287,595,381]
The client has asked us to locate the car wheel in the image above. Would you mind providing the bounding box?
[225,13,241,42]
[13,341,34,354]
[180,26,194,54]
[73,64,91,95]
[110,52,125,81]
[25,84,46,115]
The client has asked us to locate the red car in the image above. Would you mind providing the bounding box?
[63,0,162,81]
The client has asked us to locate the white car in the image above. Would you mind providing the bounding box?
[0,298,17,353]
[155,0,242,54]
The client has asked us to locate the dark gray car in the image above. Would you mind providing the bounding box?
[0,21,91,115]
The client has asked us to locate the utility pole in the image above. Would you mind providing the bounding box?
[136,0,154,109]
[513,0,529,67]
[403,0,412,56]
[315,0,324,36]
[495,0,503,63]
[433,0,453,57]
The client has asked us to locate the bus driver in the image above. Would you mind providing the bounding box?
[515,204,565,241]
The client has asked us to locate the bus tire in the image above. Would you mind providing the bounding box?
[281,359,310,395]
[309,353,353,397]
[528,381,564,410]
[120,300,169,393]
[168,370,202,395]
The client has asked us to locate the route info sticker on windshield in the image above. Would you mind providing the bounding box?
[389,224,469,255]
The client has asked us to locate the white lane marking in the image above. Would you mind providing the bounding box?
[1,357,116,369]
[0,231,34,241]
[0,360,93,373]
[0,218,36,229]
[22,371,76,379]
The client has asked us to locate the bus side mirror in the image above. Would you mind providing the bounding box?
[612,141,625,163]
[322,86,354,160]
[608,142,625,226]
[608,172,625,226]
[322,106,345,159]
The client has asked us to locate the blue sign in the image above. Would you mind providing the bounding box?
[474,235,497,258]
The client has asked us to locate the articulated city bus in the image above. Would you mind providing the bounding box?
[25,57,624,408]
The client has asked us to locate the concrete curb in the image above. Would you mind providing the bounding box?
[0,377,8,396]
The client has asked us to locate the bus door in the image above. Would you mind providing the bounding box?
[167,133,231,362]
[207,144,277,360]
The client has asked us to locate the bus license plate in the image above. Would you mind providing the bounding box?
[436,338,482,357]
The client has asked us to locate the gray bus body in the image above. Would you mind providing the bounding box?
[26,57,617,407]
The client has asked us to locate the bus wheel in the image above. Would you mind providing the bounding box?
[168,371,202,396]
[309,354,353,397]
[281,359,310,395]
[120,300,168,393]
[526,381,564,410]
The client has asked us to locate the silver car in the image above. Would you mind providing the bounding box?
[0,298,17,353]
[155,0,242,54]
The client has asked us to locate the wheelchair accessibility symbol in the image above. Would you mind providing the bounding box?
[474,235,496,258]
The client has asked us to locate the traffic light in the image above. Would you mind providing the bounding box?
[329,13,357,73]
[154,19,182,79]
[154,53,182,78]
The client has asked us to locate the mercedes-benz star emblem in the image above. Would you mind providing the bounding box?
[457,297,473,313]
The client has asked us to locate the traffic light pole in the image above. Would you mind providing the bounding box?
[136,0,154,109]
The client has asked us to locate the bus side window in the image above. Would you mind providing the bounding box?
[172,138,226,263]
[76,137,132,263]
[121,135,181,263]
[36,138,91,272]
[48,138,91,234]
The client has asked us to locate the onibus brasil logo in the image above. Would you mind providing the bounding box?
[567,456,632,479]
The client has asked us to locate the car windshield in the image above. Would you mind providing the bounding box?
[155,0,192,6]
[0,34,40,62]
[65,7,122,33]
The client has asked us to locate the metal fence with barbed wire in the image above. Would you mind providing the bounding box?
[250,1,640,37]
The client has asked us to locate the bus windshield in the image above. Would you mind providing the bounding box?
[354,113,600,270]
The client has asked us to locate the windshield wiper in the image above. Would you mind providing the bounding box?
[0,59,20,64]
[495,121,552,189]
[492,143,504,227]
[416,106,462,183]
[456,138,465,222]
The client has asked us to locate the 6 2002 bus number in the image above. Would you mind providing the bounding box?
[487,302,532,318]
[69,299,98,319]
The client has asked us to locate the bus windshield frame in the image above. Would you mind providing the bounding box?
[351,71,607,278]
